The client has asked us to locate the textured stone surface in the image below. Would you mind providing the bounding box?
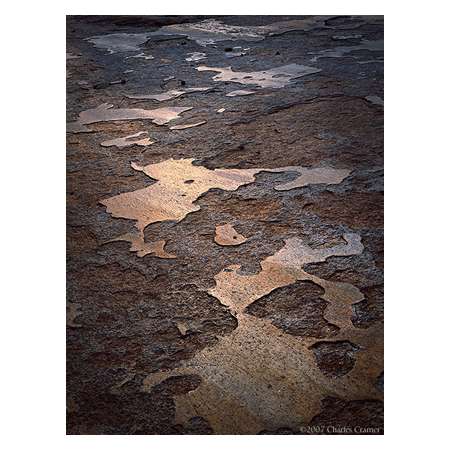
[67,15,383,435]
[310,341,360,377]
[214,223,248,246]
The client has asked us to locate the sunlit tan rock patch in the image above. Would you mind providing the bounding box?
[100,131,154,148]
[214,223,248,246]
[67,103,192,133]
[105,231,176,258]
[143,233,383,433]
[197,64,321,89]
[99,159,350,257]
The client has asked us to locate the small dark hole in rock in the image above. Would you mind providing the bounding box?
[185,180,194,184]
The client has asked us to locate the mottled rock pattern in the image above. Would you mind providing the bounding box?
[67,14,383,434]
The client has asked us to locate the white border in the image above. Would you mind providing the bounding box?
[3,1,448,449]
